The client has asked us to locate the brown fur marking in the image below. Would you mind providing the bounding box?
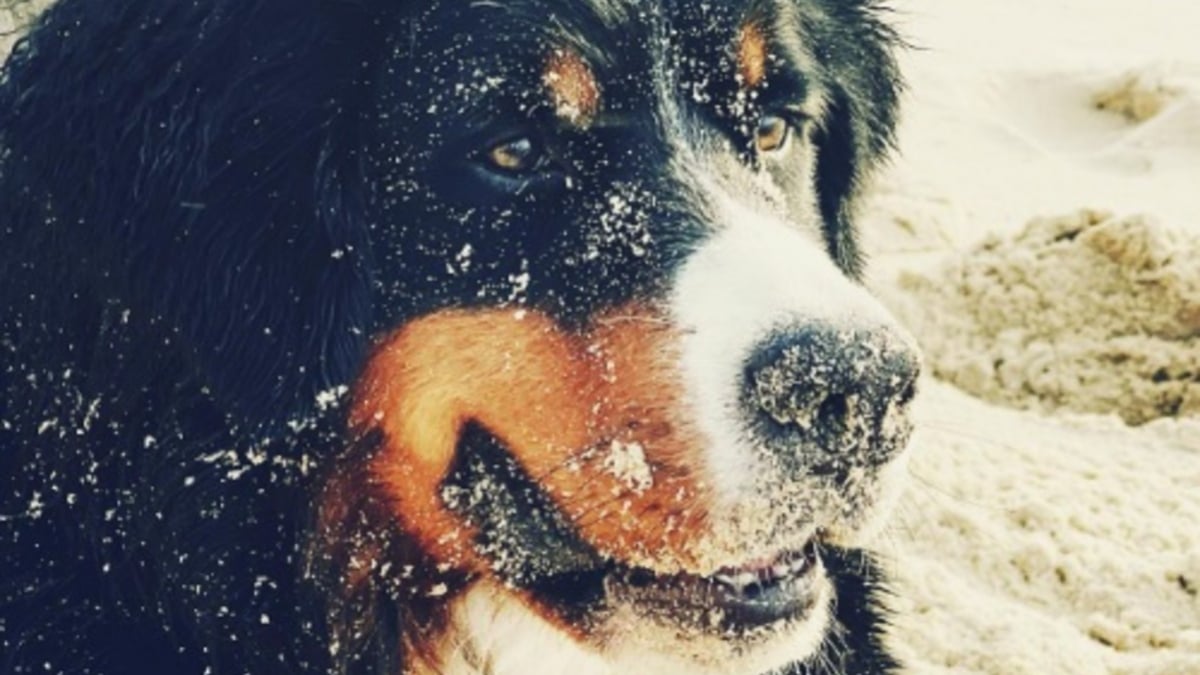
[737,21,768,89]
[351,305,713,575]
[543,48,601,125]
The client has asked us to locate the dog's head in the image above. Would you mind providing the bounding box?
[317,1,915,673]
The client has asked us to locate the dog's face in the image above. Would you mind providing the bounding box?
[328,1,916,673]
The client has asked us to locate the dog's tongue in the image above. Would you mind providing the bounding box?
[351,305,712,572]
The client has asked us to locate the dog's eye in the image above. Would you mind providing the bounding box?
[486,136,542,173]
[755,114,792,154]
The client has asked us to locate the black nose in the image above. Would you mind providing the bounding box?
[742,323,920,476]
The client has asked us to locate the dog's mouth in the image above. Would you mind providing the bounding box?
[526,539,825,634]
[611,540,824,629]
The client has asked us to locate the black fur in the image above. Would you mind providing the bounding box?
[1,1,903,673]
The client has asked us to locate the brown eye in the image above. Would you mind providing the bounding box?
[754,114,791,154]
[486,136,541,173]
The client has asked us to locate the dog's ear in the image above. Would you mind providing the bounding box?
[806,1,902,277]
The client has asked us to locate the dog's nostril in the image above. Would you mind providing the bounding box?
[898,378,918,407]
[815,393,850,433]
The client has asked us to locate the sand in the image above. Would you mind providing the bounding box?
[868,1,1200,672]
[885,383,1200,675]
[0,2,37,57]
[892,209,1199,426]
[4,0,1199,673]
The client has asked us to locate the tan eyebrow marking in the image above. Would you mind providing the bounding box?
[736,21,768,89]
[543,48,601,126]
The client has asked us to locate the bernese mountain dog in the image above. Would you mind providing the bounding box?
[0,0,916,673]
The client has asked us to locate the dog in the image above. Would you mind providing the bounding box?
[0,0,916,673]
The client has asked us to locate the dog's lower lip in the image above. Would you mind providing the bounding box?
[604,539,824,630]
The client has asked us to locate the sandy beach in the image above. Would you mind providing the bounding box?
[870,2,1200,673]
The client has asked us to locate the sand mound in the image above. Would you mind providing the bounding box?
[1093,71,1182,123]
[893,209,1200,425]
